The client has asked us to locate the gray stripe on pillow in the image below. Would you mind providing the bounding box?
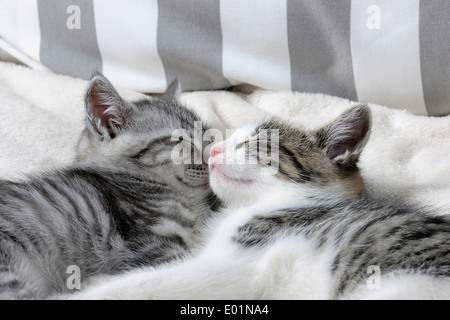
[287,0,357,100]
[157,0,230,91]
[419,0,450,117]
[37,0,102,79]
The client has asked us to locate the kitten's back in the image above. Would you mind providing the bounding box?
[233,197,450,298]
[0,166,210,299]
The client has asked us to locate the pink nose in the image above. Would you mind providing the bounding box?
[210,145,223,158]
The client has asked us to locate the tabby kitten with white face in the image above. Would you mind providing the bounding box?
[209,106,369,208]
[73,105,450,300]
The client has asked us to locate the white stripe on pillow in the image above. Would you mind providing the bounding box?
[0,0,41,65]
[221,0,291,90]
[350,0,427,115]
[93,0,166,92]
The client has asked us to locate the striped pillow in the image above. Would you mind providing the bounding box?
[0,0,448,116]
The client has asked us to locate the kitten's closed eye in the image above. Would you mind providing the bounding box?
[131,147,150,160]
[235,141,248,149]
[209,105,372,207]
[130,136,175,161]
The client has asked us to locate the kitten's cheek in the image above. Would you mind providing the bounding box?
[209,167,221,183]
[209,166,228,187]
[208,155,216,170]
[209,170,226,196]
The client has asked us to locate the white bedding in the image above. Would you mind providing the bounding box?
[0,61,449,213]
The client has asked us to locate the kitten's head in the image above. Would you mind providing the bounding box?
[209,105,371,207]
[76,74,210,196]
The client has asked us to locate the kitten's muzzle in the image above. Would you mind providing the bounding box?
[182,165,210,188]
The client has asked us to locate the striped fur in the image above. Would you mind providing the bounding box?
[67,104,450,300]
[234,200,450,298]
[222,105,450,298]
[0,168,211,299]
[0,76,214,299]
[76,76,211,194]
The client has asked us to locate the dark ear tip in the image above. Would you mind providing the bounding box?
[348,103,370,116]
[89,69,105,80]
[322,103,372,163]
[344,104,372,134]
[352,104,371,120]
[88,73,109,87]
[84,73,120,109]
[170,79,181,88]
[162,79,183,102]
[86,73,118,100]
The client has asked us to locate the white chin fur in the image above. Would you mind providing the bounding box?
[210,171,259,207]
[210,165,351,210]
[210,167,304,208]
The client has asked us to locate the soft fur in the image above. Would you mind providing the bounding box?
[69,106,450,300]
[1,62,449,299]
[0,75,213,299]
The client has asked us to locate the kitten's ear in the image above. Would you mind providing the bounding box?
[85,74,132,140]
[162,80,182,103]
[317,105,371,167]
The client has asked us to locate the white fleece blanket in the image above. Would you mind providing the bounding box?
[0,61,449,213]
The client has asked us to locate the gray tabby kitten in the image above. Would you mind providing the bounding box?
[0,75,213,299]
[73,105,450,300]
